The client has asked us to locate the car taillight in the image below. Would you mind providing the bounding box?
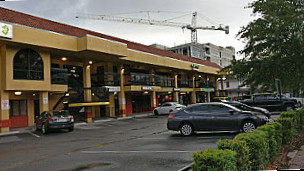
[69,116,74,122]
[47,117,54,121]
[168,114,176,120]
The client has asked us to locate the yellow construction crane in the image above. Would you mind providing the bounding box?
[76,11,229,44]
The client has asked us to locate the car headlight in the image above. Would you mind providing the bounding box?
[256,114,268,121]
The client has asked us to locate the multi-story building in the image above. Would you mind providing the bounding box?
[218,77,250,100]
[0,7,225,133]
[167,43,235,67]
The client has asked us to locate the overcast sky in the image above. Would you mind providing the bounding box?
[1,0,256,59]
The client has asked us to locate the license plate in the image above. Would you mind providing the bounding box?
[57,118,67,122]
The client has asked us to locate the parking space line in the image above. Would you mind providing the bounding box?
[28,132,40,138]
[81,150,194,154]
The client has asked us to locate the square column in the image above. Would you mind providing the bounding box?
[173,73,179,102]
[150,91,156,110]
[119,65,126,117]
[39,92,49,113]
[0,91,10,133]
[83,59,93,123]
[191,74,196,104]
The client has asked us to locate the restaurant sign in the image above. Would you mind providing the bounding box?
[191,64,200,71]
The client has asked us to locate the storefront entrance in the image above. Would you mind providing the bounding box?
[9,100,28,128]
[132,94,151,113]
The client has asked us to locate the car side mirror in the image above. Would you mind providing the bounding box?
[229,110,235,115]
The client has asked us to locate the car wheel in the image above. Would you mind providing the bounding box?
[68,127,74,132]
[154,110,159,115]
[241,121,256,133]
[284,104,294,111]
[41,124,48,134]
[179,123,194,136]
[34,123,38,131]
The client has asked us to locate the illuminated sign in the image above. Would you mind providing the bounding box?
[142,86,153,90]
[191,64,200,71]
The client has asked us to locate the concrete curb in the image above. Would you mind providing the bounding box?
[178,163,192,171]
[0,113,154,137]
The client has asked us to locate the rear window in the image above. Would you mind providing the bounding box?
[53,110,69,116]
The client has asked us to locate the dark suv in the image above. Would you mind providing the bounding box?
[240,93,296,111]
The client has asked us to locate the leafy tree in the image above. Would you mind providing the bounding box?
[225,0,304,93]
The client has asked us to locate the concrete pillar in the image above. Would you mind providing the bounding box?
[119,65,126,117]
[39,92,49,113]
[191,74,196,104]
[215,78,219,96]
[109,95,115,117]
[173,73,178,102]
[150,91,156,110]
[0,90,10,133]
[206,92,211,103]
[83,59,93,123]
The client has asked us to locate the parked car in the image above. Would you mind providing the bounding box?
[35,110,74,134]
[240,93,296,111]
[154,102,186,115]
[167,102,269,136]
[221,100,271,119]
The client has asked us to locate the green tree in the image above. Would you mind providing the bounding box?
[225,0,304,93]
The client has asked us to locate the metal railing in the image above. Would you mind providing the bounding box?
[51,68,68,85]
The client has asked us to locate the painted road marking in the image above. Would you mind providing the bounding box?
[28,132,40,138]
[81,150,194,154]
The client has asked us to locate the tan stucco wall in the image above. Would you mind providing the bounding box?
[5,45,51,91]
[123,50,220,75]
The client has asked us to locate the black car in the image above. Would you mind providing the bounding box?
[167,102,268,136]
[35,110,74,134]
[221,100,271,119]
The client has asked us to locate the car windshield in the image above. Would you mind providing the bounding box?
[52,111,69,116]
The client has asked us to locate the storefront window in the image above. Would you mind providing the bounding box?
[9,100,27,117]
[13,49,44,80]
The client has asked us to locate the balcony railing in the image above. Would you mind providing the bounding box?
[177,78,192,88]
[51,68,68,85]
[91,72,120,86]
[195,79,215,88]
[124,72,174,87]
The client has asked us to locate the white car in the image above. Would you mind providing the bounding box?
[154,102,186,115]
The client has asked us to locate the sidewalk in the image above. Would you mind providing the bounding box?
[289,145,304,169]
[0,111,154,137]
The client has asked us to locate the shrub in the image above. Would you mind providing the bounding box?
[280,110,301,131]
[297,109,304,129]
[276,117,293,144]
[257,123,278,162]
[266,121,283,149]
[235,131,268,170]
[191,148,237,171]
[217,139,251,171]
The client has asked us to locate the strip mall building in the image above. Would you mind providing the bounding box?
[0,7,227,133]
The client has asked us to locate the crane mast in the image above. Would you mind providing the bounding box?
[76,12,229,44]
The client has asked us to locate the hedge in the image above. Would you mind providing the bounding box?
[191,148,237,171]
[235,130,269,170]
[191,109,304,170]
[217,139,251,171]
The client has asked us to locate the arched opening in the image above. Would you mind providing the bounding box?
[13,48,44,80]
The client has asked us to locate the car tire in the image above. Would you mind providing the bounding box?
[34,123,38,131]
[41,124,48,134]
[179,122,194,136]
[154,110,159,115]
[68,127,74,132]
[284,104,294,111]
[241,121,256,133]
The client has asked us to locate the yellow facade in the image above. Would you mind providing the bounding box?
[0,19,223,133]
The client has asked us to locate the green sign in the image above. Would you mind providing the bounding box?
[202,88,214,92]
[191,64,200,70]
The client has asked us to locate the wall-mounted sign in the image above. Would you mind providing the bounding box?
[43,98,48,104]
[142,86,153,91]
[106,86,121,92]
[202,88,214,92]
[0,22,13,39]
[1,100,9,110]
[191,64,200,71]
[173,88,181,92]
